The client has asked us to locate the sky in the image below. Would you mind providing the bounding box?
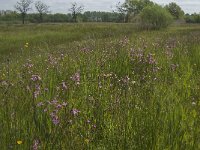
[0,0,200,14]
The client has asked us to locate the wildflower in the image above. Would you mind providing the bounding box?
[131,81,136,85]
[33,85,41,99]
[1,80,8,86]
[24,42,29,48]
[33,139,39,150]
[147,53,156,65]
[31,75,41,82]
[50,112,60,125]
[61,82,68,90]
[71,72,80,85]
[62,102,68,107]
[192,102,196,106]
[51,99,58,105]
[37,102,44,107]
[24,63,33,69]
[48,55,58,66]
[71,109,80,116]
[17,140,23,145]
[56,104,62,109]
[52,116,60,125]
[85,139,90,144]
[92,124,97,129]
[68,120,73,124]
[119,36,129,47]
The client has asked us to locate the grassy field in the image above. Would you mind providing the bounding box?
[0,23,200,149]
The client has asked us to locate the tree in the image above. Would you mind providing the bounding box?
[139,5,173,30]
[117,0,154,22]
[14,0,33,24]
[35,1,50,23]
[185,13,200,23]
[165,2,184,19]
[69,2,84,22]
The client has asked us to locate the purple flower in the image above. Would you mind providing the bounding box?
[37,102,44,107]
[33,85,41,99]
[52,116,60,125]
[50,112,56,118]
[50,112,60,125]
[51,99,58,105]
[56,104,62,109]
[31,75,41,81]
[61,82,68,90]
[147,53,156,65]
[24,63,34,69]
[131,49,145,62]
[71,72,80,85]
[33,139,39,150]
[71,109,80,116]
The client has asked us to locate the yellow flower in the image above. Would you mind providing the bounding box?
[85,139,89,144]
[24,42,29,48]
[17,140,23,145]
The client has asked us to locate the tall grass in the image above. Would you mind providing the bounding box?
[0,23,200,149]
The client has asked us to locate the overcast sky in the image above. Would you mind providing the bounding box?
[0,0,200,14]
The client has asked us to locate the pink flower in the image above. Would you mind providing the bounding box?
[71,109,80,116]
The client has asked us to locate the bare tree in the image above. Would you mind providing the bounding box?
[15,0,33,24]
[35,1,50,23]
[69,2,84,22]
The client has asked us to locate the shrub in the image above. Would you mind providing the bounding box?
[185,13,200,23]
[139,5,173,30]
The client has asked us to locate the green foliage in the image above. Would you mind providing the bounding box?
[165,2,184,19]
[0,11,125,23]
[185,13,200,23]
[139,5,173,30]
[117,0,154,22]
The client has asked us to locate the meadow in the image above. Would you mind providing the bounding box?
[0,23,200,149]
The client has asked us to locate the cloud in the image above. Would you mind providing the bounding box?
[0,0,199,14]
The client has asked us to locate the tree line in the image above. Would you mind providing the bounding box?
[0,0,199,28]
[0,11,124,23]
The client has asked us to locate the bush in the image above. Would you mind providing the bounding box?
[139,5,173,30]
[185,13,200,23]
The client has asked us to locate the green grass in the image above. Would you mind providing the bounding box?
[0,23,200,149]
